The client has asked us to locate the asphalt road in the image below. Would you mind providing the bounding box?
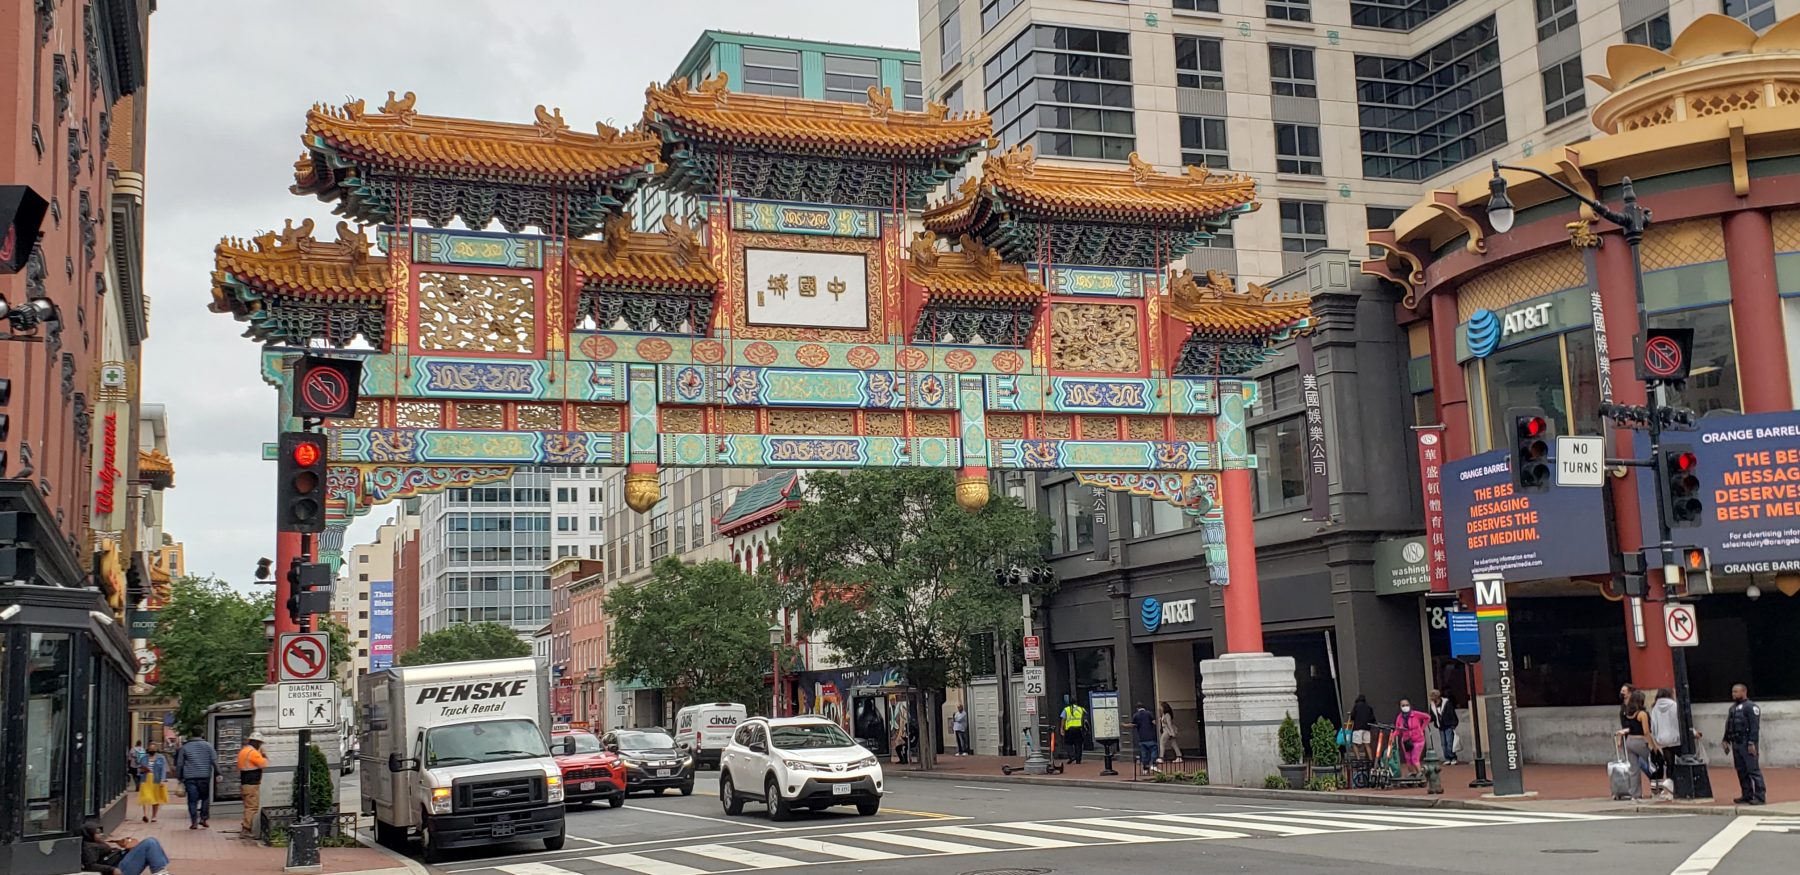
[411,774,1800,875]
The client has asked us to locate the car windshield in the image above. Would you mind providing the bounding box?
[770,723,855,750]
[425,719,548,766]
[614,731,674,749]
[560,732,602,754]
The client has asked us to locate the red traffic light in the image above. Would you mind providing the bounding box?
[292,441,320,468]
[1672,451,1697,472]
[1519,416,1547,438]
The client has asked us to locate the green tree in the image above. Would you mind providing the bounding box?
[397,622,531,666]
[604,559,779,709]
[155,576,274,730]
[290,743,335,816]
[771,469,1051,769]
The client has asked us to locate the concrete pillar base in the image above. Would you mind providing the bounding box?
[1200,652,1298,787]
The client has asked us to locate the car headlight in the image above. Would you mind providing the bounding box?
[782,758,826,772]
[682,755,695,766]
[618,758,639,769]
[852,756,879,769]
[546,776,564,803]
[429,787,453,815]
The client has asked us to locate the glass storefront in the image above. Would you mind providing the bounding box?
[24,633,71,837]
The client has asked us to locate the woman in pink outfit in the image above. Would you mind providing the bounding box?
[1394,699,1431,777]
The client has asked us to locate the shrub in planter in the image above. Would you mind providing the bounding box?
[1264,774,1291,790]
[290,744,336,821]
[1277,714,1304,765]
[1310,717,1341,769]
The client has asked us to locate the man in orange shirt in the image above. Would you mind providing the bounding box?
[237,733,269,838]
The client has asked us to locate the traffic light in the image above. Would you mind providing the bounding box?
[1510,407,1553,492]
[285,557,303,624]
[1660,443,1703,529]
[277,431,328,533]
[1678,546,1712,596]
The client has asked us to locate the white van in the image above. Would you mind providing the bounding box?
[674,702,746,769]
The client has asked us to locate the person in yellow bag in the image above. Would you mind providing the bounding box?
[1059,695,1088,765]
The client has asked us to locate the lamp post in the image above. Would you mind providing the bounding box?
[1486,160,1710,800]
[583,666,599,727]
[768,622,784,718]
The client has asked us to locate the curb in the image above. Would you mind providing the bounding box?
[353,826,431,875]
[890,769,1511,811]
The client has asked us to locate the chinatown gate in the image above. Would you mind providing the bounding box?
[208,79,1313,783]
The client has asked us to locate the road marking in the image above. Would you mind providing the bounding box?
[617,804,784,831]
[758,835,902,861]
[1075,805,1162,814]
[1001,820,1163,843]
[1294,810,1571,827]
[954,784,1013,792]
[927,824,1083,848]
[564,835,611,846]
[582,852,707,875]
[1186,811,1409,832]
[1140,813,1342,836]
[846,830,992,855]
[496,864,579,875]
[437,816,970,870]
[678,843,810,868]
[1671,816,1763,875]
[878,806,957,819]
[1064,816,1248,839]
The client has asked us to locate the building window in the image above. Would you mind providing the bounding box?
[1179,115,1229,170]
[1541,57,1586,124]
[557,545,575,558]
[1174,0,1220,10]
[1651,305,1741,415]
[981,0,1024,31]
[1725,0,1777,31]
[1623,14,1672,50]
[1275,123,1322,175]
[742,47,801,97]
[1534,0,1576,40]
[1129,494,1195,537]
[824,55,882,103]
[1268,0,1311,22]
[556,487,573,502]
[1252,418,1310,512]
[589,515,601,531]
[557,516,575,532]
[1251,367,1301,416]
[903,61,924,111]
[675,511,688,555]
[1350,0,1466,31]
[1269,45,1317,98]
[589,486,601,503]
[359,572,369,581]
[940,1,962,70]
[692,507,706,547]
[942,82,963,113]
[1045,482,1094,554]
[1356,16,1504,181]
[984,25,1135,160]
[1280,200,1328,253]
[1175,36,1224,90]
[23,632,72,837]
[1366,205,1407,256]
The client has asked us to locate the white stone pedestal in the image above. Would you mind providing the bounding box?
[1200,653,1298,787]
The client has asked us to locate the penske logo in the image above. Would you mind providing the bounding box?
[415,680,529,705]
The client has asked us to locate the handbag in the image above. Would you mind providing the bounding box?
[1336,727,1351,747]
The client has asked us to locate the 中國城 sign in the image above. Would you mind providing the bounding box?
[1442,450,1610,585]
[743,248,869,330]
[1635,410,1800,574]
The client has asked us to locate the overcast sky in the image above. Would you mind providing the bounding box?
[142,1,919,583]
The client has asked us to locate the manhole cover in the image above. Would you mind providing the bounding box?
[1541,849,1599,854]
[961,869,1052,875]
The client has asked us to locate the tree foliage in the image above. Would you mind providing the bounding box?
[397,622,531,667]
[604,558,779,710]
[154,576,275,732]
[771,468,1051,716]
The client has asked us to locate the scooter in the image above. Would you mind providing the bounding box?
[1001,726,1064,775]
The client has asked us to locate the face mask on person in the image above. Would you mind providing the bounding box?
[1400,706,1412,714]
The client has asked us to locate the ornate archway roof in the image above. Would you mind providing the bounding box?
[137,448,174,489]
[905,231,1045,304]
[1590,14,1800,133]
[1165,268,1313,337]
[921,148,1258,266]
[210,219,390,348]
[568,213,717,292]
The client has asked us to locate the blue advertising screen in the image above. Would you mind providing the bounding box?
[370,580,395,671]
[1635,411,1800,574]
[1442,450,1611,585]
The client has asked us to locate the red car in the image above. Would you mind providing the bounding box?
[553,729,626,808]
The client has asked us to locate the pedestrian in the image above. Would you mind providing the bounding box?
[1723,683,1765,805]
[129,741,147,793]
[81,819,175,875]
[1059,695,1088,765]
[137,743,169,823]
[1393,698,1430,778]
[1648,688,1680,801]
[951,704,971,757]
[1427,689,1459,765]
[236,732,269,837]
[1348,694,1376,764]
[174,729,217,829]
[1615,689,1657,800]
[1130,703,1158,774]
[1157,702,1182,765]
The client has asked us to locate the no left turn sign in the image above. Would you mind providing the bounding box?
[278,632,331,681]
[1664,603,1699,648]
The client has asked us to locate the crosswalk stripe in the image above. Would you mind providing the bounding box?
[1297,810,1567,827]
[847,830,995,855]
[1065,816,1250,839]
[582,852,708,875]
[928,824,1084,848]
[1140,813,1345,836]
[496,864,581,875]
[677,843,811,869]
[1187,811,1413,831]
[1000,821,1164,843]
[757,836,902,861]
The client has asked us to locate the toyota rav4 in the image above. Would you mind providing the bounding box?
[718,716,882,820]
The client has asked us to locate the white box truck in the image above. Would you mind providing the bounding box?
[359,657,567,862]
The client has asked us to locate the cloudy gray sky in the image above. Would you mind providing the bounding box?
[142,1,919,582]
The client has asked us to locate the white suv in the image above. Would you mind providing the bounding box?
[719,716,883,820]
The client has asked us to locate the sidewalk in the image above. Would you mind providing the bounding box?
[107,799,416,875]
[901,753,1800,814]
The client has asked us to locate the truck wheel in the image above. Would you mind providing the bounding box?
[609,792,625,809]
[720,775,744,815]
[764,779,792,822]
[374,819,405,849]
[543,827,566,852]
[420,815,448,864]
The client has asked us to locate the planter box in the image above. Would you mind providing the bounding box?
[1277,763,1309,786]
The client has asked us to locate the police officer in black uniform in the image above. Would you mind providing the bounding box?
[1722,683,1765,805]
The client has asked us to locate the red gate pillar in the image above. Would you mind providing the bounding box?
[1220,467,1263,653]
[1723,210,1793,412]
[268,530,304,682]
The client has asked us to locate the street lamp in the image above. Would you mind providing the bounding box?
[584,666,599,726]
[768,622,784,718]
[263,613,276,643]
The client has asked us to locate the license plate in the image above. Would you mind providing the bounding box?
[491,824,515,837]
[656,769,672,777]
[580,782,596,791]
[832,783,851,796]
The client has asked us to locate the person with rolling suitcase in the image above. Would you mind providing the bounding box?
[1614,689,1657,800]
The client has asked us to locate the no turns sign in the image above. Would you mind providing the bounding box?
[1664,603,1699,648]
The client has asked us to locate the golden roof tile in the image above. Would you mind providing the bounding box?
[138,448,175,489]
[643,73,993,157]
[1165,268,1313,337]
[906,232,1045,302]
[923,147,1259,229]
[210,219,391,311]
[568,214,718,290]
[299,91,663,182]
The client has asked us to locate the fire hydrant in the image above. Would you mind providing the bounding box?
[1423,746,1444,794]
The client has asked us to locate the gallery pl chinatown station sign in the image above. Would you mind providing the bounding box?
[1636,410,1800,574]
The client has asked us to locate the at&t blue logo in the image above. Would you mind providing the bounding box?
[1466,308,1500,358]
[1140,597,1163,633]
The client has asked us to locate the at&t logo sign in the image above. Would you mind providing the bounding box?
[1140,596,1198,633]
[1466,309,1500,358]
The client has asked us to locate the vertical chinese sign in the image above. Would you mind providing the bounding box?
[1297,337,1331,523]
[1090,486,1111,562]
[370,580,395,671]
[1416,426,1450,593]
